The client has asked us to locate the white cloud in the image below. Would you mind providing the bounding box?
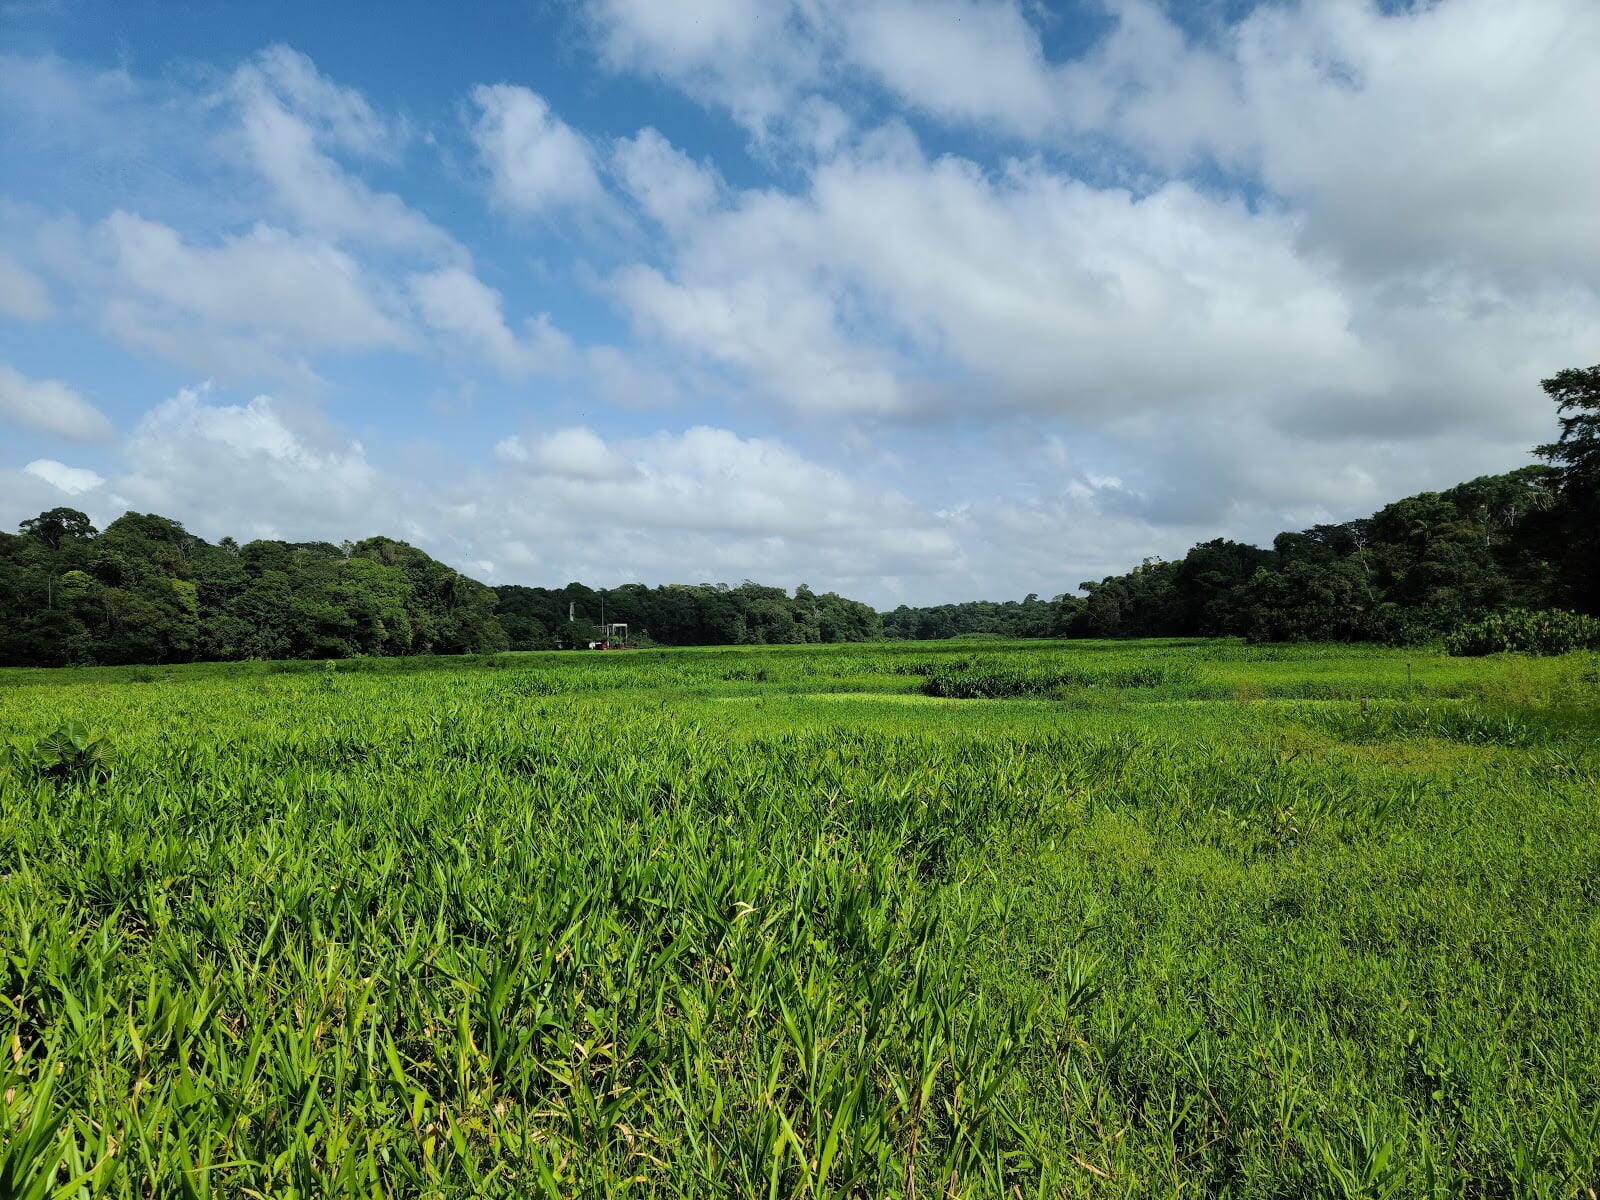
[117,387,380,538]
[583,345,688,410]
[612,128,721,231]
[89,212,407,378]
[587,0,1600,290]
[0,363,113,439]
[101,213,402,350]
[805,151,1371,414]
[831,0,1062,136]
[580,0,1152,143]
[1222,0,1600,281]
[0,51,150,159]
[607,129,1372,420]
[408,266,574,375]
[238,43,398,157]
[0,366,1574,606]
[496,426,635,479]
[491,423,951,561]
[230,45,460,257]
[588,105,1593,584]
[0,255,53,320]
[469,84,606,216]
[586,0,820,136]
[24,458,105,495]
[474,422,963,587]
[0,464,75,524]
[612,260,910,415]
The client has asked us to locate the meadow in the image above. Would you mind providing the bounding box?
[1,638,1597,1198]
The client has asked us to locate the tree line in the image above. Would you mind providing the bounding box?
[884,365,1599,644]
[494,581,881,650]
[881,595,1057,641]
[0,514,510,667]
[0,514,883,667]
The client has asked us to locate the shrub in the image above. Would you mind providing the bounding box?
[6,721,109,782]
[921,663,1189,698]
[1445,608,1600,657]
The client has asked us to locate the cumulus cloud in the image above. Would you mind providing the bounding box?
[0,463,78,525]
[0,255,53,320]
[1220,0,1600,282]
[80,211,409,380]
[496,426,635,480]
[117,387,381,539]
[606,128,1376,420]
[470,84,606,216]
[463,422,961,586]
[99,212,405,351]
[0,364,113,440]
[830,0,1065,136]
[230,45,461,257]
[586,0,1600,287]
[586,0,821,136]
[23,458,105,496]
[408,266,574,376]
[612,129,722,232]
[612,259,911,415]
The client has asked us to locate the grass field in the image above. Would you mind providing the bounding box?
[2,639,1598,1198]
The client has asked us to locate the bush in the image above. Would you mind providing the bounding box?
[921,663,1189,698]
[6,721,109,782]
[1445,608,1600,657]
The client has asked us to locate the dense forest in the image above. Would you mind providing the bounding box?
[494,582,881,650]
[0,514,882,666]
[881,595,1057,641]
[887,365,1598,645]
[0,515,511,667]
[1052,365,1597,643]
[1051,465,1570,642]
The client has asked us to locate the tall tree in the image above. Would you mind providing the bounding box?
[19,507,97,550]
[1535,364,1600,612]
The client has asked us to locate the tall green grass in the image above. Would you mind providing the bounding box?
[1,639,1597,1196]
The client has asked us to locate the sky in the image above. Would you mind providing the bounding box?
[1,0,1596,607]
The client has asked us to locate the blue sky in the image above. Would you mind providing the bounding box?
[2,0,1596,605]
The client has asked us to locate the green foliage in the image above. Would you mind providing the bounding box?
[1049,463,1570,646]
[0,512,514,667]
[1020,368,1597,646]
[1,639,1596,1196]
[921,662,1187,697]
[497,580,882,649]
[1535,363,1600,492]
[6,720,107,782]
[881,593,1056,640]
[1534,364,1600,614]
[1445,608,1600,657]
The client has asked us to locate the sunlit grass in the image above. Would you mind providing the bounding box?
[2,639,1597,1196]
